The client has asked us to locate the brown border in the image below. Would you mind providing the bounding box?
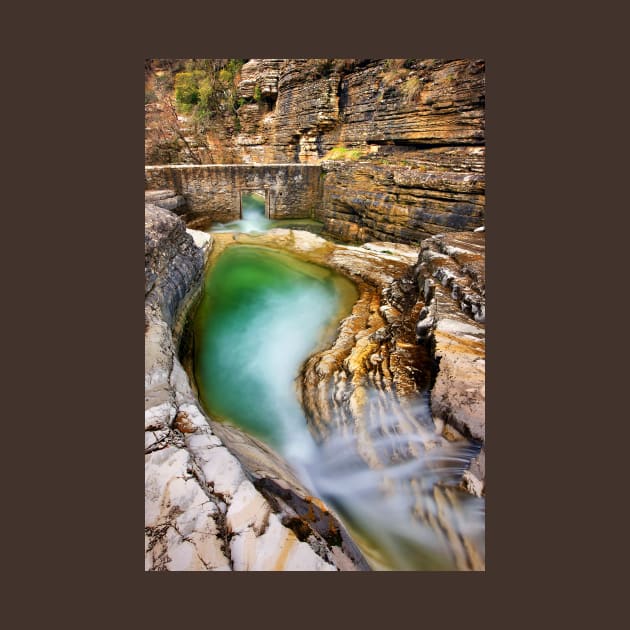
[12,1,608,627]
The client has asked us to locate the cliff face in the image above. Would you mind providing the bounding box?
[318,147,484,242]
[414,230,486,484]
[235,59,485,242]
[145,59,485,244]
[231,59,483,157]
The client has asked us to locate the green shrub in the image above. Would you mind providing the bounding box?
[173,60,246,125]
[174,71,205,110]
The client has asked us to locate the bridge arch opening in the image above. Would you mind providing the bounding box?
[240,190,267,220]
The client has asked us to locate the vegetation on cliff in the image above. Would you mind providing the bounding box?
[146,58,483,163]
[145,59,247,163]
[172,59,245,122]
[322,146,368,161]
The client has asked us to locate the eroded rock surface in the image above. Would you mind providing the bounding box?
[414,231,486,483]
[212,228,485,479]
[319,147,484,243]
[145,189,188,215]
[145,205,368,571]
[229,59,484,164]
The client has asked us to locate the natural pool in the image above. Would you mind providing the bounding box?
[193,244,357,462]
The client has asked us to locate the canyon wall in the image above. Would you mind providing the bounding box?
[145,164,321,229]
[232,59,483,157]
[145,59,484,243]
[319,148,484,242]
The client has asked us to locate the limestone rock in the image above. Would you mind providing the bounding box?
[318,147,484,243]
[237,59,283,100]
[145,189,188,215]
[212,229,483,469]
[144,202,205,326]
[230,59,484,164]
[209,229,484,571]
[234,59,484,243]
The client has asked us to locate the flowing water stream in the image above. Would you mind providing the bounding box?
[210,192,324,235]
[192,204,484,570]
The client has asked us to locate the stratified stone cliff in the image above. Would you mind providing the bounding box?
[145,59,485,245]
[234,59,484,162]
[243,59,484,242]
[319,148,484,242]
[414,230,486,485]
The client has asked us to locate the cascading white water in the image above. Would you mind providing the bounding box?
[211,191,272,233]
[298,396,485,570]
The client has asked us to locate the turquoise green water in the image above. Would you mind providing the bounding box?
[193,244,357,461]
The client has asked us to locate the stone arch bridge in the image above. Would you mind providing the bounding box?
[145,164,322,229]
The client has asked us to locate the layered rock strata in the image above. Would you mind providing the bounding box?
[318,146,484,243]
[238,58,484,243]
[414,230,486,483]
[145,58,484,245]
[231,59,484,163]
[145,204,368,570]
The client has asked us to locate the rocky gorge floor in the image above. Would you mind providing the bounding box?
[145,197,486,570]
